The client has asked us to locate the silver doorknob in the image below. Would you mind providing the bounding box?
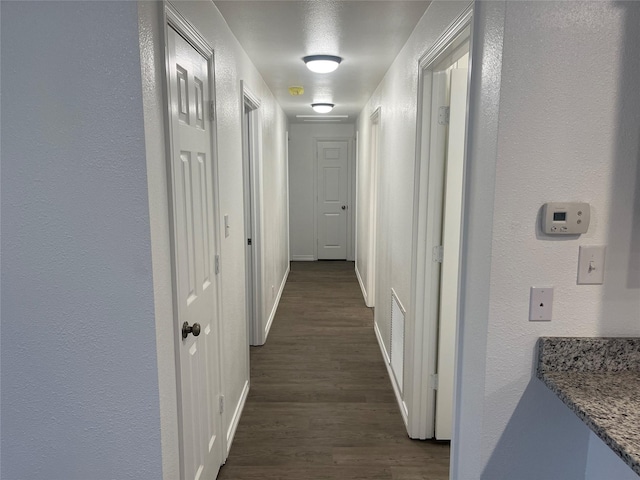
[182,322,201,339]
[341,205,346,210]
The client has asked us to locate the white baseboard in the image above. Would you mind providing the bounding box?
[226,379,249,455]
[355,263,369,306]
[291,255,315,261]
[264,265,290,342]
[374,320,391,364]
[374,321,408,426]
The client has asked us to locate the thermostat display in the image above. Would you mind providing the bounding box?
[542,202,590,235]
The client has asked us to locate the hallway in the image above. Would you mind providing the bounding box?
[218,261,449,480]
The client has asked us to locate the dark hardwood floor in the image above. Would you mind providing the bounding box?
[217,261,449,480]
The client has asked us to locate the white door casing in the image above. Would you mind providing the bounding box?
[316,140,349,260]
[166,22,223,480]
[368,111,381,308]
[242,105,256,346]
[406,5,472,441]
[241,84,264,346]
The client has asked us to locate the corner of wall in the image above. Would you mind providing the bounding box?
[138,2,180,479]
[450,1,505,477]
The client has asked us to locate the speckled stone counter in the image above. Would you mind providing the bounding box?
[537,337,640,476]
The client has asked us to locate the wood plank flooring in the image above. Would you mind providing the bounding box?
[217,261,449,480]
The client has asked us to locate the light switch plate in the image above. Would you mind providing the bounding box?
[577,246,606,285]
[529,287,553,321]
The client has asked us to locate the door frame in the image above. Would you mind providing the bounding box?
[162,2,227,475]
[313,137,354,261]
[368,108,381,308]
[405,3,473,440]
[241,82,264,346]
[286,130,291,264]
[354,131,360,265]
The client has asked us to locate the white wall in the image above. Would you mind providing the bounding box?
[259,95,290,332]
[138,2,179,476]
[355,0,470,392]
[289,123,355,261]
[138,0,290,471]
[1,1,289,478]
[1,2,163,478]
[355,119,371,301]
[454,1,640,479]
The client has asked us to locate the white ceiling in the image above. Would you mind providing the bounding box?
[214,1,431,123]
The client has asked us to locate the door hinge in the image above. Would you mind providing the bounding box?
[432,245,444,263]
[215,254,220,274]
[247,238,252,246]
[209,100,215,121]
[218,395,225,414]
[431,374,439,390]
[438,106,450,125]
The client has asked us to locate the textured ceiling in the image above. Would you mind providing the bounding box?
[214,1,431,123]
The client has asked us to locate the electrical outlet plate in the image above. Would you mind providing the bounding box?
[529,287,553,321]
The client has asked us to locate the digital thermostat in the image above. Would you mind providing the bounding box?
[541,202,590,235]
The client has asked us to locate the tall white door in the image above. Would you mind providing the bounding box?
[167,26,223,480]
[435,66,468,440]
[316,140,349,259]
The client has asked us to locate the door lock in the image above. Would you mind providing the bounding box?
[182,322,201,339]
[341,205,346,210]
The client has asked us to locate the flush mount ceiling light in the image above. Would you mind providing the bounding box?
[311,103,335,113]
[303,55,342,73]
[296,115,348,119]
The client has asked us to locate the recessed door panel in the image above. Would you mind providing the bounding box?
[178,151,197,304]
[194,77,205,130]
[324,147,340,160]
[177,65,189,123]
[322,213,342,247]
[323,167,341,202]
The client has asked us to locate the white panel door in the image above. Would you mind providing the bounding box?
[167,26,223,480]
[317,141,349,259]
[435,67,468,440]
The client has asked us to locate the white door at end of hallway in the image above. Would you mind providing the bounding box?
[316,140,349,260]
[167,25,223,480]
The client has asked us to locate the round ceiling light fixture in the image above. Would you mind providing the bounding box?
[311,103,335,113]
[303,55,342,74]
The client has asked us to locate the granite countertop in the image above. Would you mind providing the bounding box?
[537,337,640,476]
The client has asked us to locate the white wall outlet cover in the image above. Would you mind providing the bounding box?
[529,287,553,321]
[577,245,606,285]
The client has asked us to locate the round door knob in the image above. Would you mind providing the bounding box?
[341,205,346,210]
[191,323,201,336]
[182,322,202,339]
